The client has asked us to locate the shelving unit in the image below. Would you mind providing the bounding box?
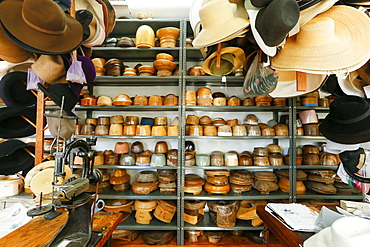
[79,18,363,246]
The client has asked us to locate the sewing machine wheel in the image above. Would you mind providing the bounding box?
[27,204,53,217]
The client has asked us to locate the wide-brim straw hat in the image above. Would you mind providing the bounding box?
[269,70,328,98]
[319,95,370,144]
[272,5,370,72]
[0,0,83,54]
[202,46,245,76]
[192,0,250,48]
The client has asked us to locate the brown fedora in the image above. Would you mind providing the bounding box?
[31,55,68,84]
[0,0,83,54]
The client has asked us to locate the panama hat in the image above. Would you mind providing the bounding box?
[254,0,300,47]
[0,71,37,107]
[319,95,370,144]
[0,0,83,54]
[0,23,33,63]
[272,5,370,73]
[202,46,245,76]
[244,0,277,57]
[38,83,79,117]
[269,70,328,98]
[0,140,35,176]
[303,216,370,247]
[192,0,250,48]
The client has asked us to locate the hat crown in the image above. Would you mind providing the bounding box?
[330,96,370,122]
[199,0,238,28]
[22,0,67,35]
[297,16,335,46]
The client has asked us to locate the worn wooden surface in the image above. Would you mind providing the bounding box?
[93,211,124,247]
[0,208,69,247]
[112,233,284,247]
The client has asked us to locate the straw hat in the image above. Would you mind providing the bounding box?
[0,0,83,54]
[272,5,370,73]
[202,46,245,76]
[192,0,250,48]
[269,70,328,98]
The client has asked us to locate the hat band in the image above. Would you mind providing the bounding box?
[332,106,370,124]
[22,12,67,35]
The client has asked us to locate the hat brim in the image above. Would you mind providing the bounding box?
[337,72,367,98]
[202,47,245,75]
[0,0,83,54]
[0,140,34,175]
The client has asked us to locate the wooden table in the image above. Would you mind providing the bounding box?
[0,209,122,247]
[256,205,313,247]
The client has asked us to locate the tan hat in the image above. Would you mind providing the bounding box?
[202,47,245,76]
[272,5,370,73]
[46,110,77,140]
[31,55,67,84]
[269,70,328,98]
[192,0,250,48]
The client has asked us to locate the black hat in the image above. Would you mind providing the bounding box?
[339,148,370,183]
[0,105,44,138]
[319,95,370,144]
[0,139,35,176]
[0,71,36,107]
[38,82,79,117]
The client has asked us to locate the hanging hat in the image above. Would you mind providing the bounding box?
[0,57,35,80]
[0,0,83,54]
[38,83,79,117]
[31,55,68,85]
[46,110,77,140]
[339,147,370,183]
[0,140,35,176]
[53,0,71,11]
[269,71,328,98]
[319,95,370,144]
[98,0,116,38]
[192,0,250,48]
[0,105,41,138]
[75,0,105,31]
[0,23,33,63]
[244,0,277,57]
[272,5,370,73]
[337,71,368,97]
[202,46,245,76]
[340,0,370,6]
[0,71,37,107]
[254,0,299,47]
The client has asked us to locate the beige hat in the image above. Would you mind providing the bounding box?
[202,46,245,76]
[46,110,77,140]
[269,70,328,98]
[192,0,250,48]
[272,5,370,73]
[31,55,67,84]
[337,71,368,97]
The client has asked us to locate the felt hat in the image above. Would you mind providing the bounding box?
[0,140,35,176]
[337,71,368,98]
[272,5,370,73]
[0,57,35,80]
[0,23,33,63]
[202,46,245,76]
[0,0,83,54]
[269,70,328,98]
[244,0,277,57]
[192,0,250,48]
[0,71,37,107]
[340,0,370,6]
[31,55,68,85]
[303,216,370,247]
[0,105,42,138]
[75,0,105,31]
[319,95,370,144]
[98,0,116,38]
[46,110,77,140]
[254,0,300,47]
[339,147,370,183]
[53,0,71,11]
[38,83,79,117]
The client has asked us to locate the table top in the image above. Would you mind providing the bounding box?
[256,205,314,247]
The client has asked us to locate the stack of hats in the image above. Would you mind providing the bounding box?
[134,199,157,224]
[153,200,177,223]
[109,169,131,192]
[304,169,337,194]
[153,53,177,76]
[207,200,239,228]
[184,200,206,225]
[184,173,205,195]
[204,169,230,194]
[299,109,320,136]
[157,169,177,194]
[229,170,254,193]
[275,169,307,195]
[132,170,158,194]
[252,171,279,194]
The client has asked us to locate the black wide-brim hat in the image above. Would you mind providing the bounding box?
[0,139,35,176]
[0,71,37,107]
[0,105,43,138]
[319,95,370,144]
[38,83,79,117]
